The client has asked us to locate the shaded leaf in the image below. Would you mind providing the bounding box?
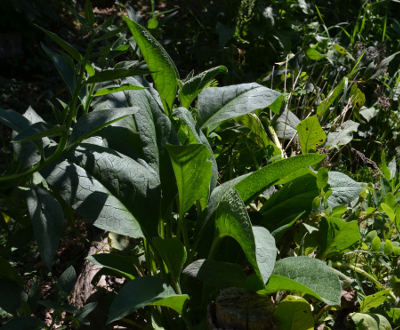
[1,316,45,330]
[0,257,25,285]
[87,254,138,280]
[273,295,314,330]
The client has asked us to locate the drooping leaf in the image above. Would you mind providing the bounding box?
[87,254,139,280]
[107,277,186,324]
[360,289,392,313]
[327,172,362,208]
[182,259,247,289]
[214,189,276,285]
[273,296,314,330]
[296,115,326,154]
[325,120,359,149]
[123,14,179,114]
[1,316,45,330]
[0,257,25,285]
[268,256,341,305]
[351,313,392,330]
[26,185,64,270]
[165,144,212,215]
[197,83,281,129]
[317,217,361,259]
[180,66,227,108]
[152,238,187,284]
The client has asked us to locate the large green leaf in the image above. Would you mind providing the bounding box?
[1,316,46,330]
[214,189,276,285]
[296,115,326,154]
[325,120,359,149]
[0,257,25,285]
[180,66,227,108]
[107,277,187,324]
[165,144,212,215]
[317,217,361,259]
[123,14,179,114]
[269,256,341,305]
[27,184,64,270]
[197,83,281,129]
[360,289,392,313]
[153,238,187,284]
[327,172,362,208]
[351,313,392,330]
[182,259,247,289]
[40,144,161,239]
[261,174,319,227]
[86,254,139,280]
[273,296,314,330]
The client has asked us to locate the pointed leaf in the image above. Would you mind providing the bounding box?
[351,313,392,330]
[327,172,362,208]
[381,203,396,222]
[87,254,139,280]
[12,122,66,144]
[27,184,64,270]
[253,226,277,283]
[296,115,326,154]
[360,289,392,313]
[306,48,326,61]
[152,238,187,284]
[180,66,227,108]
[84,0,94,26]
[55,266,76,303]
[107,277,186,324]
[149,295,189,315]
[1,316,45,330]
[123,14,179,113]
[182,259,247,289]
[317,78,345,117]
[0,257,25,285]
[276,108,300,140]
[165,143,212,215]
[84,69,151,85]
[317,217,361,259]
[326,120,359,149]
[93,84,146,96]
[197,83,281,129]
[270,256,341,305]
[273,296,314,330]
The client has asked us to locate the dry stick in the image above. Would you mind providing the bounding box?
[270,65,275,120]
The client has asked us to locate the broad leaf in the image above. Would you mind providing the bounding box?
[197,83,281,129]
[165,143,212,215]
[27,184,64,270]
[0,257,25,285]
[327,172,362,208]
[153,238,187,284]
[41,144,161,239]
[55,266,76,304]
[317,217,361,259]
[351,313,392,330]
[93,84,146,96]
[296,115,326,154]
[123,14,179,114]
[360,289,392,313]
[183,259,247,289]
[306,48,326,60]
[1,316,45,330]
[148,295,189,315]
[87,254,139,280]
[273,296,314,330]
[84,69,151,85]
[107,277,186,324]
[275,108,300,140]
[269,256,341,305]
[180,66,227,108]
[214,189,276,285]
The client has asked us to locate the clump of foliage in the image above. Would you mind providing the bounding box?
[1,1,400,330]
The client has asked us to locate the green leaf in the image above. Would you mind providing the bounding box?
[123,14,179,114]
[41,144,160,239]
[93,83,146,96]
[360,289,392,313]
[371,236,382,252]
[384,240,393,255]
[165,144,212,215]
[27,278,40,314]
[0,279,26,315]
[152,238,186,284]
[183,259,247,289]
[268,256,341,305]
[84,0,94,26]
[327,172,362,208]
[317,168,329,190]
[317,217,361,259]
[351,313,392,330]
[87,254,138,280]
[197,83,281,129]
[68,107,139,145]
[271,212,305,242]
[296,115,326,154]
[12,122,66,144]
[214,189,277,285]
[370,51,400,80]
[273,296,314,330]
[325,120,359,149]
[381,203,396,222]
[27,184,64,270]
[84,69,151,85]
[275,108,300,140]
[148,295,189,315]
[350,84,365,109]
[55,266,76,304]
[0,257,25,285]
[180,66,227,108]
[107,277,187,324]
[317,78,345,117]
[306,48,327,61]
[1,316,45,330]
